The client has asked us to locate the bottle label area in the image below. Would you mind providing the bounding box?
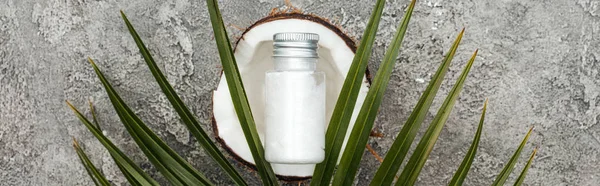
[264,71,326,164]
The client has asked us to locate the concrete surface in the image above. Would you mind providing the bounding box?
[1,0,599,185]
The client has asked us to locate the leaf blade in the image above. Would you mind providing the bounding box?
[331,0,416,185]
[88,58,213,186]
[513,148,538,186]
[371,29,465,186]
[448,99,488,186]
[119,11,247,186]
[492,126,534,186]
[67,102,160,186]
[311,0,387,184]
[88,99,101,130]
[72,138,111,186]
[205,0,278,185]
[396,49,478,186]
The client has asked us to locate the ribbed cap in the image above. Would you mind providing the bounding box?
[273,32,319,42]
[273,32,319,58]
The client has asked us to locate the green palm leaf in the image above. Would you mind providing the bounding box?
[513,148,538,186]
[67,101,159,186]
[331,0,416,185]
[371,29,465,186]
[88,99,101,130]
[88,58,213,186]
[68,2,541,185]
[396,49,478,186]
[72,138,111,186]
[449,99,488,186]
[119,11,247,186]
[311,0,386,185]
[204,0,278,185]
[492,127,534,186]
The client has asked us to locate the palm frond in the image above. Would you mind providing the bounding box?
[88,58,213,186]
[72,138,111,186]
[396,49,478,186]
[67,101,159,186]
[449,99,488,186]
[311,0,387,184]
[204,0,278,185]
[119,11,247,186]
[492,127,534,186]
[371,28,465,186]
[68,1,541,185]
[513,148,538,186]
[331,0,416,185]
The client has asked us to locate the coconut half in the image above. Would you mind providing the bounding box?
[212,11,370,179]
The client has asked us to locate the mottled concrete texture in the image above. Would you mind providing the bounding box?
[1,0,599,185]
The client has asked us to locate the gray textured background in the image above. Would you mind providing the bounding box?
[1,0,599,185]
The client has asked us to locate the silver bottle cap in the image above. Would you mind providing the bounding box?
[273,32,319,58]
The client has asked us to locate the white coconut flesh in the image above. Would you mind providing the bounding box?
[212,18,370,178]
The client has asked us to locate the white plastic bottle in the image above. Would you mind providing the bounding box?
[264,32,326,164]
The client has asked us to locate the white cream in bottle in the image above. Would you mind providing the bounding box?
[264,32,325,164]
